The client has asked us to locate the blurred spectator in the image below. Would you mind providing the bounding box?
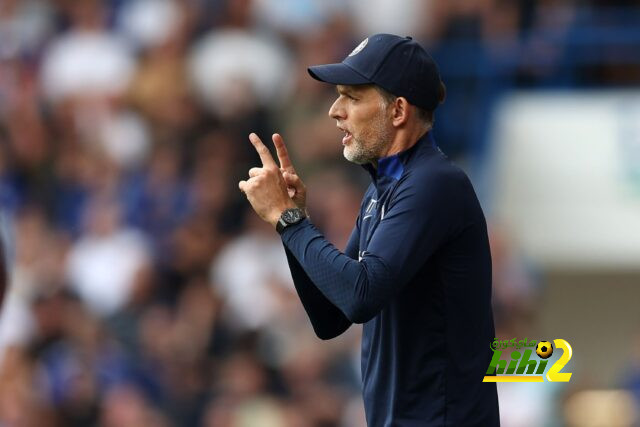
[40,0,148,173]
[122,141,191,252]
[0,206,64,356]
[66,196,151,317]
[188,28,294,118]
[40,0,134,102]
[117,0,183,52]
[210,212,296,332]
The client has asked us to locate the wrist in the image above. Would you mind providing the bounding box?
[275,207,306,234]
[269,202,297,227]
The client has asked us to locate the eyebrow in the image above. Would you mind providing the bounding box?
[337,85,358,96]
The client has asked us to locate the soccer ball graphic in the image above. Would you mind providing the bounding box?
[536,341,553,359]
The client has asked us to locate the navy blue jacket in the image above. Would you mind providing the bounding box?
[281,132,500,426]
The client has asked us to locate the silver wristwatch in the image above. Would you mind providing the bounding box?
[276,208,306,234]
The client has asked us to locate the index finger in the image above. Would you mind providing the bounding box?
[272,133,295,173]
[249,133,277,168]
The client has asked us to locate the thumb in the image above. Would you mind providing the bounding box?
[284,171,303,187]
[282,171,295,183]
[282,172,300,197]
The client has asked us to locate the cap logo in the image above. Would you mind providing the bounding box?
[348,38,368,57]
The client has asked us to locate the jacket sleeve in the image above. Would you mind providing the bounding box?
[281,171,464,324]
[282,222,360,339]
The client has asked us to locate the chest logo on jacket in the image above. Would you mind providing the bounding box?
[364,199,377,220]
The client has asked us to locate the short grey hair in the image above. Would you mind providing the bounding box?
[374,85,444,129]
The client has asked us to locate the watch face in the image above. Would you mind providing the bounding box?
[283,209,302,224]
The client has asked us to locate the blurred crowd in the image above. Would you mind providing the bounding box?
[0,0,639,426]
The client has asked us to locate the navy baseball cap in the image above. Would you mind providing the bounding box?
[308,34,443,111]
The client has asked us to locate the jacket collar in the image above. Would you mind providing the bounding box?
[362,131,436,193]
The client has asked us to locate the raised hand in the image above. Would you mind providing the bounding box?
[239,133,296,226]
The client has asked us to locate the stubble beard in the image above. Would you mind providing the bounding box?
[343,108,393,165]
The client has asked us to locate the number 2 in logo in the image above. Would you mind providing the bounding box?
[546,339,573,382]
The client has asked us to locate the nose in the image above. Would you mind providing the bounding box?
[328,96,345,120]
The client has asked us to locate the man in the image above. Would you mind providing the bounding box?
[239,34,499,426]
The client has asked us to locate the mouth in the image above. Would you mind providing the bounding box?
[338,125,353,146]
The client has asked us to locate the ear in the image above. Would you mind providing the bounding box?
[391,97,410,128]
